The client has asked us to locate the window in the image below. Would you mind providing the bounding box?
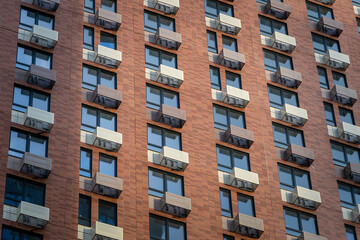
[268,85,298,109]
[345,225,357,240]
[99,153,117,177]
[317,67,329,89]
[331,141,360,167]
[16,45,52,70]
[144,11,175,33]
[263,49,293,72]
[222,36,238,52]
[324,102,336,126]
[312,33,340,54]
[100,32,116,50]
[146,84,179,110]
[4,175,45,207]
[357,18,360,35]
[339,107,355,125]
[83,26,94,50]
[332,71,348,88]
[217,145,250,173]
[78,195,91,227]
[82,64,116,90]
[145,46,177,70]
[354,0,360,7]
[272,123,305,149]
[283,207,318,237]
[259,15,287,37]
[101,0,116,12]
[204,0,234,18]
[338,182,360,209]
[226,71,241,89]
[207,31,218,53]
[80,148,92,178]
[306,1,333,21]
[12,85,50,113]
[149,214,186,240]
[81,105,117,133]
[213,105,245,130]
[148,168,184,198]
[210,66,221,89]
[238,194,255,217]
[147,125,181,152]
[19,7,54,31]
[98,200,117,226]
[9,129,48,158]
[223,235,234,240]
[220,188,232,217]
[84,0,95,13]
[257,0,283,4]
[278,164,311,191]
[2,226,42,240]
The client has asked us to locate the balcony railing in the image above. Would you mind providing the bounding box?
[317,16,343,37]
[279,104,308,126]
[94,8,122,31]
[218,48,245,70]
[91,172,123,198]
[269,31,296,53]
[160,192,191,217]
[16,201,50,229]
[89,127,123,152]
[329,84,357,106]
[23,106,54,132]
[91,85,122,109]
[224,125,254,149]
[221,85,250,108]
[215,13,241,35]
[156,64,184,88]
[159,146,189,171]
[91,221,123,240]
[20,152,52,179]
[30,25,58,48]
[290,186,321,210]
[229,167,259,192]
[284,144,314,167]
[274,67,302,89]
[264,0,291,20]
[154,28,182,50]
[232,213,264,238]
[156,104,186,128]
[94,45,122,68]
[26,64,56,89]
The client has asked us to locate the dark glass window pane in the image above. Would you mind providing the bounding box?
[16,46,33,70]
[226,71,241,89]
[288,128,304,147]
[338,183,354,207]
[80,149,92,178]
[37,14,53,30]
[144,11,158,33]
[19,8,36,30]
[259,16,272,36]
[219,2,233,16]
[78,195,91,227]
[238,194,255,217]
[2,226,42,240]
[273,19,287,34]
[166,174,183,196]
[345,225,357,240]
[4,176,23,207]
[35,51,51,69]
[147,126,163,152]
[223,235,234,240]
[149,216,166,240]
[84,0,95,13]
[284,208,300,236]
[9,130,27,157]
[81,106,97,132]
[164,130,181,150]
[294,170,311,189]
[278,165,294,190]
[317,67,329,89]
[25,183,45,209]
[98,200,117,226]
[146,85,161,109]
[306,2,319,20]
[312,34,325,53]
[220,189,232,217]
[29,135,47,157]
[233,151,250,171]
[332,72,348,87]
[100,71,116,89]
[283,90,298,107]
[210,66,221,90]
[161,52,177,68]
[101,0,116,12]
[222,36,237,52]
[300,213,317,234]
[32,92,49,111]
[163,90,179,108]
[326,38,340,52]
[263,50,277,71]
[324,103,336,126]
[99,111,116,131]
[217,146,232,171]
[204,0,218,18]
[159,16,175,32]
[12,87,30,112]
[273,124,288,148]
[149,169,164,197]
[207,31,218,53]
[339,107,354,125]
[168,221,185,240]
[83,27,94,50]
[331,142,346,165]
[277,54,293,69]
[146,47,160,70]
[99,154,116,177]
[229,110,245,128]
[268,86,282,108]
[82,65,98,90]
[346,147,360,165]
[213,105,228,130]
[100,32,116,50]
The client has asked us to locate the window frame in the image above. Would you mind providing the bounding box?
[78,194,92,227]
[207,30,218,53]
[145,46,178,70]
[331,141,360,167]
[101,0,117,13]
[204,0,234,18]
[16,45,53,70]
[144,10,176,33]
[100,31,117,50]
[210,65,221,90]
[278,164,312,191]
[268,84,299,109]
[323,102,336,126]
[82,64,117,90]
[338,182,360,209]
[222,35,238,52]
[80,148,92,178]
[213,104,246,130]
[272,123,305,149]
[99,153,117,177]
[225,71,242,89]
[148,167,184,198]
[84,0,95,13]
[1,225,43,240]
[312,33,340,54]
[237,193,256,217]
[19,6,55,31]
[283,207,319,237]
[146,84,180,110]
[339,107,355,125]
[149,214,187,240]
[317,66,329,89]
[258,15,288,37]
[306,1,334,21]
[83,26,95,50]
[216,145,250,173]
[345,224,357,240]
[98,199,117,226]
[81,105,117,133]
[220,188,233,218]
[263,49,293,72]
[332,71,348,88]
[12,84,51,113]
[147,124,182,152]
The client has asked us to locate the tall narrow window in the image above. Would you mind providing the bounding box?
[99,154,117,177]
[222,36,237,52]
[324,102,336,126]
[226,71,241,89]
[345,224,357,240]
[237,194,255,217]
[83,27,94,50]
[80,148,92,178]
[207,31,218,53]
[210,66,221,89]
[98,200,117,226]
[317,67,329,89]
[220,188,232,217]
[78,195,91,227]
[84,0,95,13]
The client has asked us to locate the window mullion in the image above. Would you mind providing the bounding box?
[29,90,34,107]
[26,133,31,152]
[297,212,303,232]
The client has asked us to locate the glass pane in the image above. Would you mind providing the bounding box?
[147,126,162,151]
[84,0,95,12]
[331,142,346,164]
[294,170,310,189]
[163,90,179,108]
[146,86,161,109]
[25,181,45,206]
[237,195,255,217]
[145,47,159,69]
[339,108,354,125]
[204,0,217,17]
[217,146,232,171]
[288,128,304,147]
[101,0,116,12]
[24,232,42,240]
[38,13,54,30]
[168,221,185,240]
[4,176,23,206]
[345,225,356,240]
[219,2,233,17]
[17,46,33,69]
[307,2,319,20]
[32,92,49,111]
[233,151,250,171]
[278,165,294,189]
[312,34,325,53]
[326,39,340,52]
[229,110,244,128]
[83,66,98,89]
[220,189,232,217]
[263,50,277,71]
[35,51,51,69]
[284,209,300,231]
[20,8,35,30]
[80,149,92,178]
[100,33,116,50]
[324,103,336,126]
[166,175,183,196]
[354,187,360,205]
[259,16,272,36]
[277,54,293,70]
[213,106,228,130]
[268,86,282,108]
[338,183,353,204]
[226,71,241,89]
[83,27,94,50]
[2,227,21,240]
[29,135,47,157]
[98,201,116,226]
[161,52,177,68]
[273,20,287,34]
[81,106,97,132]
[148,169,164,196]
[207,31,218,53]
[222,36,237,52]
[317,67,329,89]
[9,130,27,157]
[283,90,298,107]
[319,6,333,19]
[99,154,116,177]
[300,213,317,234]
[273,124,287,148]
[13,87,30,111]
[100,71,116,89]
[99,111,116,131]
[164,131,181,150]
[159,16,175,31]
[144,12,158,33]
[210,66,221,89]
[149,216,166,240]
[345,146,360,164]
[78,195,91,226]
[332,72,347,87]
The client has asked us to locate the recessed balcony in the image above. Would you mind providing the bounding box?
[26,64,56,89]
[215,13,241,35]
[329,84,357,106]
[324,49,350,71]
[269,31,296,53]
[317,16,343,37]
[20,152,52,179]
[160,192,191,217]
[274,67,302,89]
[156,104,186,128]
[229,167,259,192]
[91,172,123,198]
[290,186,321,210]
[218,48,245,70]
[264,0,291,20]
[279,104,308,126]
[22,106,54,132]
[94,8,122,31]
[91,221,123,240]
[284,144,314,167]
[159,146,189,171]
[91,85,122,109]
[221,85,250,108]
[224,125,254,149]
[94,45,122,68]
[154,28,182,50]
[232,213,264,238]
[30,25,58,48]
[89,126,123,152]
[16,201,50,229]
[156,64,184,88]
